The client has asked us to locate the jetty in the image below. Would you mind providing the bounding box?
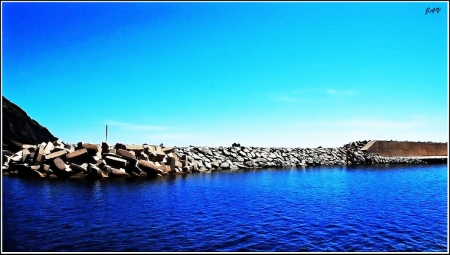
[2,140,447,180]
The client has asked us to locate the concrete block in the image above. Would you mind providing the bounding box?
[117,149,136,159]
[53,157,67,171]
[162,147,174,154]
[144,145,157,154]
[102,142,110,154]
[66,149,88,164]
[64,144,75,153]
[37,142,47,149]
[125,144,144,152]
[111,168,131,178]
[48,174,58,179]
[114,143,126,150]
[69,163,87,174]
[160,165,171,174]
[45,150,68,161]
[125,158,138,174]
[95,159,106,168]
[82,143,99,156]
[95,145,102,159]
[87,163,103,179]
[102,152,123,159]
[30,165,40,171]
[40,164,53,175]
[102,165,112,175]
[44,142,55,154]
[22,148,31,163]
[52,139,62,146]
[138,160,159,172]
[154,151,166,162]
[33,147,45,166]
[70,172,87,179]
[167,157,175,171]
[138,152,149,161]
[31,170,46,178]
[104,156,128,168]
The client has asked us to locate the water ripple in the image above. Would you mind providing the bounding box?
[2,164,448,252]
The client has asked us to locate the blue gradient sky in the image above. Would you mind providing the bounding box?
[2,2,448,148]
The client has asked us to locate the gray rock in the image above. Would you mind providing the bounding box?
[220,162,230,169]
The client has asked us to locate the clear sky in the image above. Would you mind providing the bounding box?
[1,1,448,148]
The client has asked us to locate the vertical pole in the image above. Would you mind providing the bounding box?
[106,125,108,142]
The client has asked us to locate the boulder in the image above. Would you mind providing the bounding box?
[220,162,230,169]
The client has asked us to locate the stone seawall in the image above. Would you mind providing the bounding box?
[2,140,427,180]
[361,140,447,157]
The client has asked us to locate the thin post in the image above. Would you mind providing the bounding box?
[106,125,108,142]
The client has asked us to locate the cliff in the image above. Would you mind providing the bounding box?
[2,95,58,153]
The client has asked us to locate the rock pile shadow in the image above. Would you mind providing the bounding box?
[2,140,426,180]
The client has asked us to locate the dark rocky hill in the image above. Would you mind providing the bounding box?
[2,95,58,153]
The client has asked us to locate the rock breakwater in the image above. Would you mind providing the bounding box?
[2,140,425,179]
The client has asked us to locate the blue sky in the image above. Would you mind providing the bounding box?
[1,1,448,148]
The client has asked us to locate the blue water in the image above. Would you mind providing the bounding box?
[2,164,448,252]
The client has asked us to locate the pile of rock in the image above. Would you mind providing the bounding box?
[2,140,425,179]
[2,140,197,179]
[173,140,424,171]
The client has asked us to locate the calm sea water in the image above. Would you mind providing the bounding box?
[2,163,448,252]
